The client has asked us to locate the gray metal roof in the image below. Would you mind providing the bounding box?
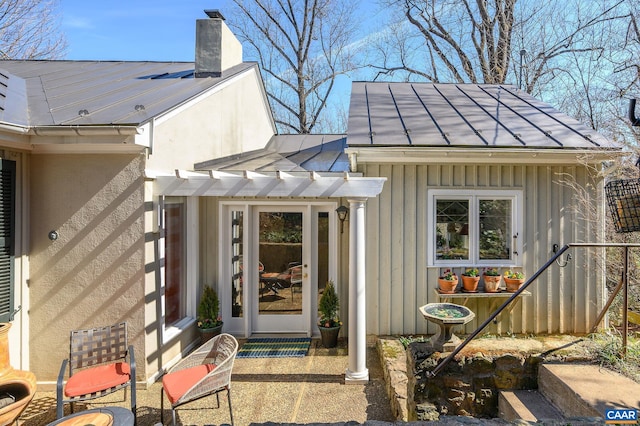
[0,60,257,127]
[347,82,618,149]
[195,134,349,173]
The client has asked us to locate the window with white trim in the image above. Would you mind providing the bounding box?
[161,196,197,341]
[428,190,523,266]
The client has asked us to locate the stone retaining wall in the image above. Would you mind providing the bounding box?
[376,337,408,421]
[376,335,597,422]
[408,342,540,420]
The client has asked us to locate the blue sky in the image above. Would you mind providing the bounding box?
[60,1,379,127]
[60,0,377,62]
[61,1,236,61]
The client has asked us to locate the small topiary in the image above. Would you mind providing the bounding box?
[197,285,222,329]
[318,280,341,328]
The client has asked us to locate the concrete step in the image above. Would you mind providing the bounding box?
[539,363,640,418]
[499,389,564,422]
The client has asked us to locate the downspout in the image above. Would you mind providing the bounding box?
[348,152,358,172]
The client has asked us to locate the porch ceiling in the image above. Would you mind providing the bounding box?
[149,170,386,198]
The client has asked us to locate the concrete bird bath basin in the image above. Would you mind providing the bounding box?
[419,303,475,352]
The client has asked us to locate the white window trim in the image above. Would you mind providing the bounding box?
[161,196,198,343]
[427,189,523,268]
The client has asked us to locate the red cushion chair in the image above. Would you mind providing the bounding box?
[56,322,136,422]
[160,333,238,426]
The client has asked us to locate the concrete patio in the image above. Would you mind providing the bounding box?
[17,337,395,426]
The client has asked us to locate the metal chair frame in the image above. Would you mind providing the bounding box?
[56,322,136,421]
[160,333,238,425]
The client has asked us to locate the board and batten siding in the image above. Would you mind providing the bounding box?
[362,162,605,337]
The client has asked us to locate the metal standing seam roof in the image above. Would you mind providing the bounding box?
[195,134,349,173]
[347,81,619,149]
[0,60,258,127]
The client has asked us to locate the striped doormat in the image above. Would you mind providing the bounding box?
[236,337,311,358]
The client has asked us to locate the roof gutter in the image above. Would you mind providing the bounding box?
[346,147,625,169]
[31,125,142,136]
[0,122,30,135]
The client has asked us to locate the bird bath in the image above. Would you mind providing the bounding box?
[419,303,475,352]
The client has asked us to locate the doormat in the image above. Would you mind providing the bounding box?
[236,337,311,358]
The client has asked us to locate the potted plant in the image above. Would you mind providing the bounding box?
[438,269,458,294]
[461,268,480,292]
[503,270,525,292]
[197,285,223,343]
[318,280,342,348]
[482,267,502,293]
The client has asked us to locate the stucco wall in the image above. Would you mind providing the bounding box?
[29,153,146,385]
[361,163,605,337]
[146,68,275,171]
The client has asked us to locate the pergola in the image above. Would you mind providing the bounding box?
[148,169,387,383]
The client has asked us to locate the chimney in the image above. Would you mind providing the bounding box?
[195,10,243,78]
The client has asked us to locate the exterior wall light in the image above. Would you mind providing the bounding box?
[48,230,58,241]
[336,205,348,234]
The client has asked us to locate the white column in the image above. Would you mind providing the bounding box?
[345,198,369,383]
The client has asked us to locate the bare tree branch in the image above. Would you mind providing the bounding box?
[0,0,66,59]
[229,0,361,133]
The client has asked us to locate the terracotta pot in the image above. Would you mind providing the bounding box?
[504,277,525,292]
[483,275,501,293]
[461,275,480,292]
[438,278,458,294]
[0,323,37,426]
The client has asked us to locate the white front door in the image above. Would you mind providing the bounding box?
[252,206,308,333]
[221,202,336,336]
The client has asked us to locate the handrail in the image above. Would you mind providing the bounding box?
[427,242,640,378]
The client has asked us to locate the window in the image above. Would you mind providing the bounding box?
[428,190,522,266]
[164,198,186,325]
[161,196,197,339]
[231,210,243,318]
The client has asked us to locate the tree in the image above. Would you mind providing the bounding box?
[0,0,67,59]
[228,0,361,134]
[372,0,627,93]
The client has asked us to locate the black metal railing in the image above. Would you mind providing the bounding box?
[427,242,640,378]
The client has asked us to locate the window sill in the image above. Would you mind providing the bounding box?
[163,317,196,344]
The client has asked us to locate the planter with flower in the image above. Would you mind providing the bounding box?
[438,269,458,294]
[503,270,525,292]
[482,268,502,293]
[197,285,223,343]
[318,280,342,348]
[461,268,480,292]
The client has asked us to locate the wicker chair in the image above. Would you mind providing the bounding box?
[161,333,238,425]
[56,322,136,421]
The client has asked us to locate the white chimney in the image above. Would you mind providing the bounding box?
[195,10,243,78]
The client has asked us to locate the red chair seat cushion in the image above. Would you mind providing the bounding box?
[65,362,131,397]
[162,364,217,404]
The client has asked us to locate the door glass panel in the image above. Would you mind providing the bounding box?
[231,211,243,318]
[258,212,303,315]
[317,212,329,322]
